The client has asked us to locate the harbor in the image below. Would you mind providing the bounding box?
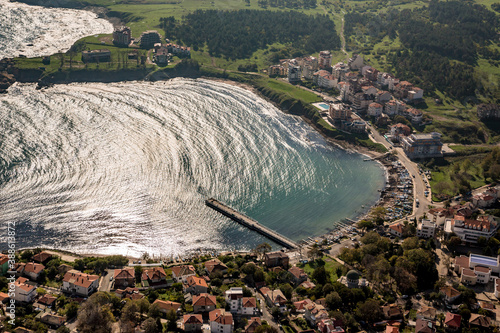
[205,198,299,249]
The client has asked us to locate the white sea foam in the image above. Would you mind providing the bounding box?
[0,0,113,60]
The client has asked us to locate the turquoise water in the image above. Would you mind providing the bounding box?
[0,79,385,257]
[318,103,330,110]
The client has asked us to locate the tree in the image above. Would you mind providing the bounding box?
[254,243,272,259]
[325,292,342,310]
[65,302,79,319]
[148,303,161,318]
[312,266,328,285]
[308,245,323,262]
[280,283,293,300]
[76,293,114,333]
[355,299,382,323]
[144,318,161,333]
[135,266,143,283]
[136,298,150,320]
[167,309,178,331]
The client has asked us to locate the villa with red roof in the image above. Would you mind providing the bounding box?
[171,265,196,283]
[14,277,37,303]
[153,299,181,314]
[389,223,403,237]
[32,251,53,264]
[192,293,217,313]
[288,266,307,285]
[114,268,135,288]
[209,309,233,333]
[245,317,262,333]
[445,215,499,244]
[23,262,45,281]
[141,267,168,288]
[62,269,99,297]
[444,312,461,331]
[184,275,208,295]
[183,314,203,332]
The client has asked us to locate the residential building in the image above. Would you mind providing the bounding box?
[153,299,181,314]
[33,294,57,310]
[382,304,403,320]
[402,133,443,159]
[113,268,135,289]
[406,108,423,124]
[112,26,132,46]
[469,314,491,329]
[407,88,424,102]
[328,103,351,122]
[139,30,161,49]
[389,123,411,143]
[318,51,332,69]
[36,312,65,327]
[388,223,403,237]
[454,253,500,274]
[393,81,414,99]
[184,275,208,295]
[288,63,301,83]
[367,102,383,117]
[114,287,144,300]
[245,317,262,333]
[14,277,37,303]
[340,115,366,133]
[444,312,461,332]
[225,287,243,313]
[241,297,258,316]
[299,56,318,71]
[209,309,233,333]
[304,302,329,325]
[415,318,436,333]
[205,259,228,275]
[192,293,216,313]
[171,265,196,283]
[288,266,307,285]
[294,299,313,313]
[183,314,203,332]
[495,278,500,298]
[264,251,289,268]
[416,306,436,321]
[384,100,399,116]
[81,49,111,62]
[165,43,191,57]
[154,46,169,64]
[23,263,45,281]
[317,318,345,333]
[302,65,315,80]
[444,215,499,243]
[141,267,168,288]
[472,193,497,208]
[417,219,436,238]
[62,270,99,297]
[313,70,335,89]
[386,326,399,333]
[32,251,52,264]
[268,65,287,77]
[376,90,392,104]
[332,62,349,81]
[260,287,287,312]
[0,254,9,276]
[440,286,461,304]
[348,54,363,70]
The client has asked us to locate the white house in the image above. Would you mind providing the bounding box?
[407,108,423,123]
[445,215,499,243]
[348,54,363,70]
[23,263,45,281]
[241,297,258,316]
[367,102,383,117]
[388,223,403,237]
[62,269,99,297]
[472,193,497,208]
[225,287,243,313]
[209,309,233,333]
[313,70,336,89]
[171,265,196,283]
[14,277,37,303]
[417,219,436,238]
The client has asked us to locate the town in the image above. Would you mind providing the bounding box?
[3,18,500,333]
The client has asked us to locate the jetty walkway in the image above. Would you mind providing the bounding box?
[205,198,299,249]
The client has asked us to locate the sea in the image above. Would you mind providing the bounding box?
[0,2,385,258]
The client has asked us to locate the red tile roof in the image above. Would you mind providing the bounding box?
[242,297,257,308]
[209,309,233,325]
[469,313,491,327]
[186,275,208,288]
[171,265,196,277]
[24,262,45,274]
[192,293,216,307]
[114,268,134,279]
[444,312,461,329]
[32,252,52,263]
[440,286,461,298]
[63,270,99,288]
[183,314,203,325]
[153,299,181,312]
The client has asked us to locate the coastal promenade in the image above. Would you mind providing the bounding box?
[205,198,299,249]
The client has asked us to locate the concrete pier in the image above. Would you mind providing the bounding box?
[205,198,298,249]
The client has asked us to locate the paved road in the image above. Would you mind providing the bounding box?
[99,269,114,292]
[365,121,436,221]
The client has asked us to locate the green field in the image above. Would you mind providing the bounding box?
[298,256,342,281]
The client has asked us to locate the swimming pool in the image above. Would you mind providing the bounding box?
[317,103,330,110]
